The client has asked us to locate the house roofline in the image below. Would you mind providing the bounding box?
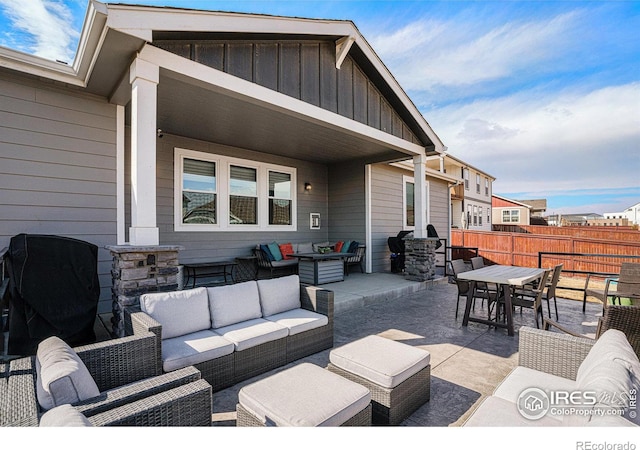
[0,1,445,154]
[492,194,532,209]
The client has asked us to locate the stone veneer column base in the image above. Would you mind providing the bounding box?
[403,238,438,282]
[106,245,183,337]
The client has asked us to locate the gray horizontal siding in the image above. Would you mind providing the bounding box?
[327,160,366,245]
[370,165,451,273]
[150,133,330,264]
[154,40,421,145]
[0,74,117,313]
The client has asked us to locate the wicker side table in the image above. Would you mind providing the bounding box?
[233,256,258,282]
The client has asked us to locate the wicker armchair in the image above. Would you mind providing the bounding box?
[2,332,211,426]
[583,262,640,312]
[544,303,640,358]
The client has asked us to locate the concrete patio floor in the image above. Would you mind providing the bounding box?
[199,272,605,427]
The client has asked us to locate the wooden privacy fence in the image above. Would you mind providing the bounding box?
[451,229,640,275]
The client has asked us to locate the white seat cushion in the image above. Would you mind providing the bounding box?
[493,366,577,403]
[265,308,328,336]
[140,287,210,339]
[207,281,262,329]
[162,329,235,372]
[239,363,371,426]
[215,318,288,352]
[39,404,93,427]
[257,275,301,317]
[329,335,430,389]
[36,337,101,411]
[463,396,562,427]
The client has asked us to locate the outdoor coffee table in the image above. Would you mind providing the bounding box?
[457,265,545,336]
[291,252,355,285]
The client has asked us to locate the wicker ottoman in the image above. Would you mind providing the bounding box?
[328,335,431,425]
[236,363,371,426]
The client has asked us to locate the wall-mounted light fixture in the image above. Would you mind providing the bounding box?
[304,182,312,191]
[157,128,164,138]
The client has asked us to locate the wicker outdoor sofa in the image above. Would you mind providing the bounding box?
[1,332,212,426]
[463,326,639,427]
[125,274,334,392]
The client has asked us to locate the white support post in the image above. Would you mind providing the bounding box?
[413,153,427,238]
[129,58,160,246]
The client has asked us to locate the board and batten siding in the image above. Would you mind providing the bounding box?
[0,73,117,313]
[154,40,421,146]
[131,132,330,263]
[369,164,450,273]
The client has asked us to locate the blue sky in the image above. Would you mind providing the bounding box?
[1,0,638,216]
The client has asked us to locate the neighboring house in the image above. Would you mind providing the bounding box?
[426,155,495,231]
[516,199,547,218]
[0,1,447,313]
[604,202,640,226]
[492,195,532,226]
[553,213,604,227]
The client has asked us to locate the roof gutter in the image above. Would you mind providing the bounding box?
[0,0,108,87]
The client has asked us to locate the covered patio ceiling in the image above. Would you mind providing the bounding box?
[154,73,416,165]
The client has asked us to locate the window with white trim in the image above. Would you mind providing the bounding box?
[402,175,430,231]
[502,209,520,223]
[485,177,489,196]
[405,179,415,228]
[463,168,469,190]
[479,207,483,226]
[174,148,296,231]
[476,174,481,194]
[473,205,478,226]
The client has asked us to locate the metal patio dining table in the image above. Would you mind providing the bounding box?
[457,264,546,336]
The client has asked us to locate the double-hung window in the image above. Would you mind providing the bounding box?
[502,209,520,223]
[175,148,296,231]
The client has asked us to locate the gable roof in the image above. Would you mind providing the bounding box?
[492,194,533,209]
[0,1,445,156]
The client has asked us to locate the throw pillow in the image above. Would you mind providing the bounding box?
[279,243,294,260]
[341,241,351,253]
[260,244,275,261]
[36,336,101,411]
[267,242,283,261]
[347,241,359,253]
[313,241,330,253]
[334,241,344,252]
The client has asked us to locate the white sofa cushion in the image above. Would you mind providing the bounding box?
[577,329,640,384]
[140,287,210,339]
[215,318,288,352]
[238,362,371,426]
[162,329,235,372]
[257,275,301,317]
[265,308,328,336]
[40,404,93,427]
[35,337,100,411]
[208,281,262,329]
[329,335,430,389]
[463,396,562,427]
[493,366,577,403]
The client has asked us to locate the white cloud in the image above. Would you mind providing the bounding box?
[0,0,79,62]
[369,10,582,90]
[431,82,640,194]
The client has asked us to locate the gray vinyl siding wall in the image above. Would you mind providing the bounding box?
[0,73,117,313]
[140,133,330,262]
[154,40,421,145]
[369,165,450,273]
[327,160,366,245]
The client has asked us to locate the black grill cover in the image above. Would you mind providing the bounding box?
[7,234,100,356]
